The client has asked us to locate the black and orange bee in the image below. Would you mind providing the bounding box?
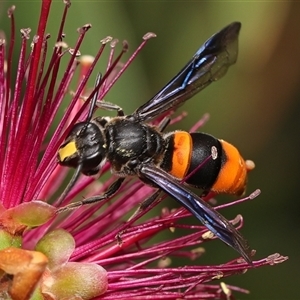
[58,22,255,264]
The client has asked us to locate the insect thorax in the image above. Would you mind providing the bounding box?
[104,118,166,176]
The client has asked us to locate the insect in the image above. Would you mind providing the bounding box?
[57,22,255,264]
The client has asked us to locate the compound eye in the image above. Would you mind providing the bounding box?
[82,165,101,176]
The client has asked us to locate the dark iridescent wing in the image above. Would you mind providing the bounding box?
[132,22,241,122]
[140,164,252,264]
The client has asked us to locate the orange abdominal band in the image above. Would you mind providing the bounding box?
[212,140,247,196]
[169,131,192,179]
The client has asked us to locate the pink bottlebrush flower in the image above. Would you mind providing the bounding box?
[0,1,288,299]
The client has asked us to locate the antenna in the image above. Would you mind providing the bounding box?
[87,73,102,121]
[56,73,102,207]
[56,164,82,206]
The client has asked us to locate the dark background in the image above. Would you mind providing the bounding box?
[1,2,300,299]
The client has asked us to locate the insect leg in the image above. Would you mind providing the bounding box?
[128,189,162,221]
[57,177,125,213]
[157,117,171,132]
[95,100,125,116]
[116,190,162,245]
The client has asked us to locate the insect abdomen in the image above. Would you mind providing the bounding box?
[162,132,249,196]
